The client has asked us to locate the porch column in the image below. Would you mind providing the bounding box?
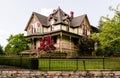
[29,38,34,56]
[30,38,32,51]
[70,36,71,50]
[60,32,62,52]
[31,38,36,51]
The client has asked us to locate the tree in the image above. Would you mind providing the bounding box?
[78,37,94,56]
[92,6,120,56]
[0,45,4,54]
[5,33,30,55]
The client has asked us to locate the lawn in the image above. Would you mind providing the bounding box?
[38,58,120,70]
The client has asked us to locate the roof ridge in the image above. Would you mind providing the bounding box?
[33,12,48,18]
[73,14,86,19]
[33,12,48,26]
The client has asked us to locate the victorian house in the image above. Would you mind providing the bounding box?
[24,7,95,56]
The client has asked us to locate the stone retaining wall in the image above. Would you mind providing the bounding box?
[0,70,120,78]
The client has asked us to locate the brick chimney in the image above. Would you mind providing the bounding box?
[70,11,74,19]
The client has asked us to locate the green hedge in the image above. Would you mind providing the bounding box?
[0,56,38,69]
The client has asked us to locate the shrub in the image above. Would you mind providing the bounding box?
[0,56,38,69]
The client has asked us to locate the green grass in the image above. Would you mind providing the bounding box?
[38,58,120,70]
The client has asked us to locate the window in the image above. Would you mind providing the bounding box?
[50,19,55,25]
[49,19,55,31]
[32,23,36,33]
[83,25,87,36]
[64,19,70,31]
[36,22,41,33]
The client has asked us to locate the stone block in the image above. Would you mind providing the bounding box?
[47,71,58,76]
[23,70,30,74]
[61,71,74,76]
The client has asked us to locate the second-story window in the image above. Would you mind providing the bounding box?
[30,25,33,33]
[31,23,36,33]
[50,19,55,31]
[83,25,87,36]
[37,22,41,33]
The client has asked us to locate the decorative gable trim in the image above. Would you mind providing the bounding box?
[25,12,48,31]
[25,13,34,31]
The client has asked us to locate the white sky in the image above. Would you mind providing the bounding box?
[0,0,120,47]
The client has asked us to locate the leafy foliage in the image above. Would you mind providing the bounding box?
[0,56,38,69]
[5,33,30,54]
[0,45,4,54]
[92,7,120,56]
[38,35,56,53]
[78,37,94,56]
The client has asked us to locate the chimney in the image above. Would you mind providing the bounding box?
[70,11,74,19]
[53,9,56,13]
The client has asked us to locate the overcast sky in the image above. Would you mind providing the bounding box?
[0,0,120,47]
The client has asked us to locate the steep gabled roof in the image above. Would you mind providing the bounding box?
[48,7,70,25]
[25,12,48,31]
[91,25,99,33]
[70,14,86,27]
[34,12,48,26]
[25,7,92,30]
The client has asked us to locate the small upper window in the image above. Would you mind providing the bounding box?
[50,19,55,25]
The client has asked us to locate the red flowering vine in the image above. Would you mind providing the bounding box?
[38,35,56,53]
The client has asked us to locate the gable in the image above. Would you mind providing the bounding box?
[82,16,91,32]
[70,14,92,34]
[25,13,43,34]
[25,12,47,31]
[48,7,70,26]
[34,12,48,26]
[70,15,85,27]
[78,16,92,36]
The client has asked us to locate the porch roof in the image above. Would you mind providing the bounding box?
[25,30,82,39]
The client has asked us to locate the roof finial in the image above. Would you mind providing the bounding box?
[58,0,61,7]
[58,6,60,10]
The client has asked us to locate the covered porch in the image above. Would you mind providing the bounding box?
[25,30,81,56]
